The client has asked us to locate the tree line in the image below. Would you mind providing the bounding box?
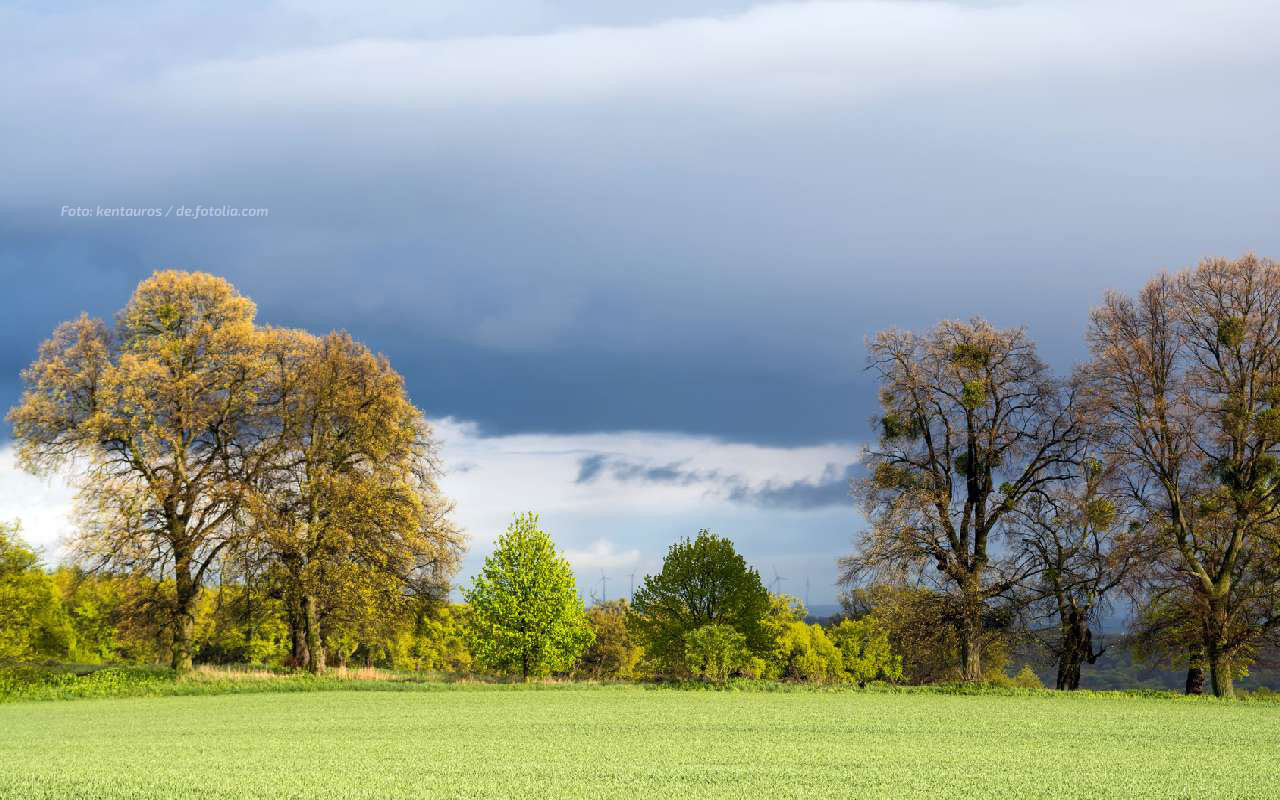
[4,257,1280,697]
[1,516,905,687]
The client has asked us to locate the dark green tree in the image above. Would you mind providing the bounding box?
[627,530,771,674]
[464,513,593,678]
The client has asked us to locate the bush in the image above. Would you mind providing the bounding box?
[684,625,749,684]
[829,616,903,685]
[772,621,845,683]
[839,585,1014,684]
[575,600,644,680]
[398,603,472,673]
[0,523,74,663]
[0,665,175,702]
[1012,665,1044,689]
[986,664,1044,690]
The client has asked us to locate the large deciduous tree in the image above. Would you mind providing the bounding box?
[841,319,1080,682]
[627,530,771,674]
[1082,255,1280,697]
[250,330,461,672]
[8,271,274,671]
[464,513,593,679]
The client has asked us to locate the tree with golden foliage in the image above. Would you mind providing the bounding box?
[249,329,461,672]
[8,272,275,671]
[841,319,1081,682]
[1081,254,1280,697]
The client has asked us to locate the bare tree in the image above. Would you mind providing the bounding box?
[841,318,1081,681]
[1082,255,1280,697]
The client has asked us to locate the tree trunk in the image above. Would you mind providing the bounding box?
[1057,613,1095,691]
[1206,600,1234,698]
[958,603,982,682]
[171,554,197,673]
[1208,647,1234,698]
[288,593,309,670]
[1056,649,1082,691]
[1185,643,1205,695]
[304,593,325,674]
[1055,613,1084,691]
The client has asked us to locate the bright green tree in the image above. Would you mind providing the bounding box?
[465,514,593,678]
[628,531,771,673]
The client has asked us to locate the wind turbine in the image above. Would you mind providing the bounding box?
[771,565,786,595]
[600,570,608,604]
[627,571,636,604]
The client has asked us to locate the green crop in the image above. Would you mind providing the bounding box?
[0,686,1276,799]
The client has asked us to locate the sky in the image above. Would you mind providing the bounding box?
[2,0,1278,606]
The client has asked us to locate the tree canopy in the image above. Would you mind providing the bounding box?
[628,530,771,674]
[464,513,593,678]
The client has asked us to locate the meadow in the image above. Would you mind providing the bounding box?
[2,685,1277,799]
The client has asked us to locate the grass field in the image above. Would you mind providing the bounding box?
[1,686,1277,799]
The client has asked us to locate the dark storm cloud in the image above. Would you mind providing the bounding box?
[574,452,861,509]
[575,455,609,484]
[725,463,861,510]
[4,0,1280,447]
[575,455,721,487]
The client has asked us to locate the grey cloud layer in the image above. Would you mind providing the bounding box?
[575,454,859,509]
[3,0,1278,445]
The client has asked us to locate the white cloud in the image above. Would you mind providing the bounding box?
[121,1,1275,117]
[0,445,77,560]
[432,416,857,548]
[0,421,860,541]
[563,539,642,570]
[429,417,861,602]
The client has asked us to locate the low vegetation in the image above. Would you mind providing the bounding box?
[2,687,1278,799]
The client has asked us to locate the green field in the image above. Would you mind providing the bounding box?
[1,686,1276,799]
